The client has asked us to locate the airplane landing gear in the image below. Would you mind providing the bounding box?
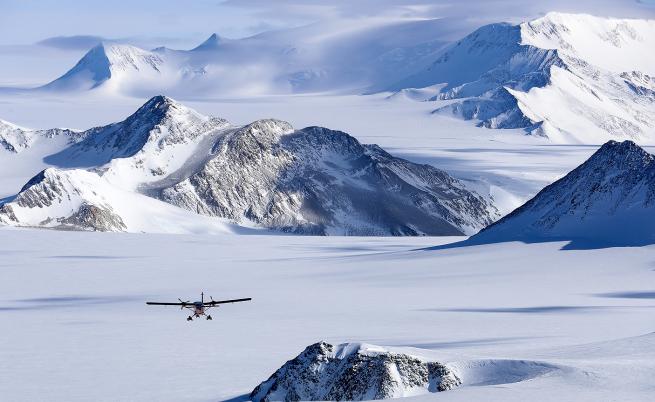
[187,316,193,321]
[206,315,212,320]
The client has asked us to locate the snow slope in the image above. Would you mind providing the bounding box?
[473,140,655,247]
[0,96,499,235]
[43,43,168,92]
[0,168,242,234]
[0,118,79,153]
[390,13,655,143]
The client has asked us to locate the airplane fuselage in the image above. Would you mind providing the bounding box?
[193,302,205,316]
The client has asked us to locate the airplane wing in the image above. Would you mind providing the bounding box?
[146,302,191,306]
[204,297,252,306]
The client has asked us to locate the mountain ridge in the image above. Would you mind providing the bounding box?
[388,12,655,143]
[471,140,655,247]
[0,96,499,235]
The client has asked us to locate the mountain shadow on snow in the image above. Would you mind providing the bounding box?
[428,140,655,249]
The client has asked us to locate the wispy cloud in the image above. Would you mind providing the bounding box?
[225,0,655,23]
[36,35,108,50]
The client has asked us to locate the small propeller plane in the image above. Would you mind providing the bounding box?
[146,292,252,321]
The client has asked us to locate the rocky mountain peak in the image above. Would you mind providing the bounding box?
[250,341,461,401]
[130,95,191,121]
[0,119,31,152]
[192,33,223,51]
[586,140,653,168]
[43,96,228,167]
[43,42,165,90]
[2,98,497,235]
[472,140,655,246]
[225,119,294,153]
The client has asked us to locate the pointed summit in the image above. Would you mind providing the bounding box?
[473,140,655,247]
[192,33,222,51]
[44,96,229,167]
[42,42,164,91]
[133,95,181,116]
[586,140,653,168]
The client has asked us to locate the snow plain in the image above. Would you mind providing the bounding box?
[1,229,654,402]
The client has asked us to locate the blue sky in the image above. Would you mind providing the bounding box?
[1,0,653,47]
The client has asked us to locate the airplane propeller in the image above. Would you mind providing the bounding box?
[178,298,190,310]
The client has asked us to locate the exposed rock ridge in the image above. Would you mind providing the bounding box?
[250,342,461,401]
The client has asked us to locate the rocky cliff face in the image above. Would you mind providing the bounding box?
[157,120,497,235]
[250,342,461,401]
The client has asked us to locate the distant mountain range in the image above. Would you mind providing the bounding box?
[472,140,655,247]
[22,13,655,144]
[389,13,655,143]
[36,18,460,97]
[0,96,498,235]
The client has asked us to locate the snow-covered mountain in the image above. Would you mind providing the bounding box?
[390,13,655,143]
[0,96,498,235]
[43,43,167,92]
[156,119,496,235]
[36,18,460,96]
[28,13,655,144]
[472,140,655,246]
[250,342,461,401]
[45,95,229,182]
[0,119,79,153]
[0,167,240,234]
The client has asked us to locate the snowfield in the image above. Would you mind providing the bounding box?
[0,229,653,401]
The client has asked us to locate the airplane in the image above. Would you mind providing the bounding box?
[146,292,252,321]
